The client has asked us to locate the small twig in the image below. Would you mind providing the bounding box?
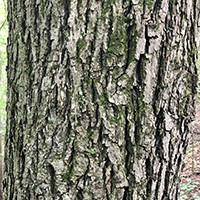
[0,20,6,31]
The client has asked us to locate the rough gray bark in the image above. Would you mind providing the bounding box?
[4,0,199,199]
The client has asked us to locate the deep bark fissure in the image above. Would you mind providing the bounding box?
[123,106,131,200]
[48,163,56,198]
[103,156,110,200]
[155,109,165,159]
[84,0,90,34]
[164,165,170,197]
[146,156,152,198]
[125,25,136,70]
[152,40,167,115]
[154,163,163,200]
[145,25,150,54]
[98,119,103,147]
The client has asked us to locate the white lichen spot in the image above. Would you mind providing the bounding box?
[109,92,127,105]
[163,133,170,161]
[165,113,174,131]
[132,0,139,4]
[50,160,64,172]
[117,79,127,87]
[61,194,71,200]
[133,159,145,182]
[114,168,129,188]
[158,165,167,200]
[73,154,88,176]
[41,76,51,91]
[107,145,121,165]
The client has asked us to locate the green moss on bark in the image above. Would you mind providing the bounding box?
[108,16,128,57]
[76,38,87,62]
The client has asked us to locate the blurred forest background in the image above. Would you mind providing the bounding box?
[0,0,7,158]
[0,0,200,199]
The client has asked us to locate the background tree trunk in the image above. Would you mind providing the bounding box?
[3,0,199,199]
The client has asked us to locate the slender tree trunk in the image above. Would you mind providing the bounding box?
[3,0,199,199]
[0,117,3,200]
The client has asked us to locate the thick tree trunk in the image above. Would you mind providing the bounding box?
[4,0,199,199]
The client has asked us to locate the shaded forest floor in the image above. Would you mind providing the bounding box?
[181,101,200,200]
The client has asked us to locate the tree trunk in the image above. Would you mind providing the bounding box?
[4,0,199,199]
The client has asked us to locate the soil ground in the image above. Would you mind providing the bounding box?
[181,101,200,200]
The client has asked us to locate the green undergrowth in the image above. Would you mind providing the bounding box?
[180,179,200,200]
